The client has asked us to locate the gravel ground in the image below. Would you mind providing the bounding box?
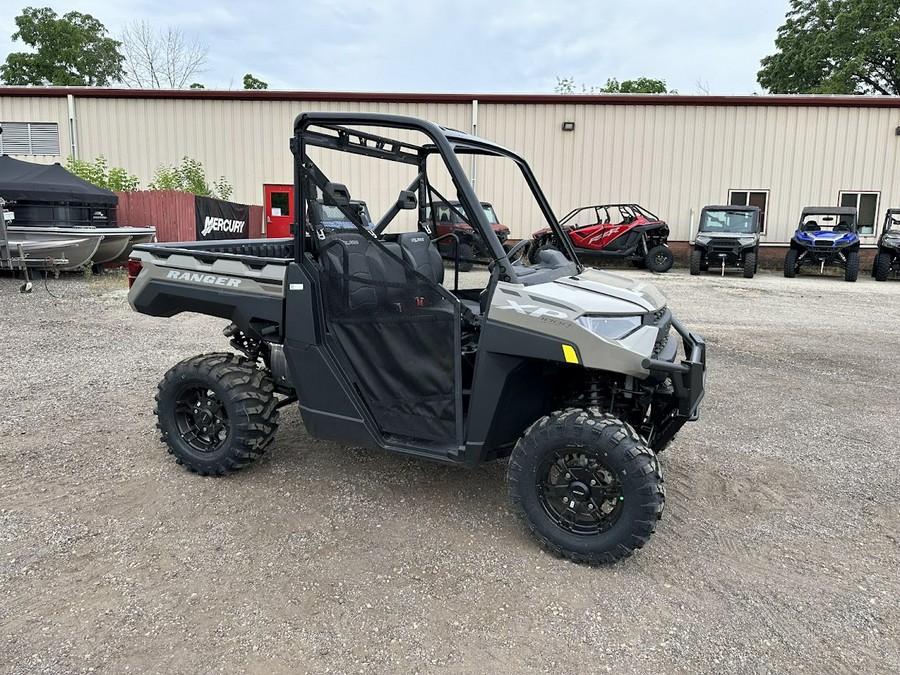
[1,266,899,675]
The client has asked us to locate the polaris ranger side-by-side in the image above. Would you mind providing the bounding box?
[690,205,761,278]
[872,208,900,281]
[127,113,706,564]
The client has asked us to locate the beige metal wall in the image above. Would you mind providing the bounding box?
[2,92,899,244]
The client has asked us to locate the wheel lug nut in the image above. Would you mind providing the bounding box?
[588,504,594,510]
[565,473,571,479]
[590,480,596,486]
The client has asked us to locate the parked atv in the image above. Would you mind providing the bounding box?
[423,200,510,272]
[690,205,761,278]
[529,203,674,272]
[127,112,706,565]
[872,208,900,281]
[783,206,860,282]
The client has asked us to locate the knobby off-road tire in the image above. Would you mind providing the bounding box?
[155,352,279,475]
[645,245,674,273]
[689,248,703,275]
[844,250,860,282]
[784,249,799,278]
[456,242,475,272]
[507,408,665,565]
[874,252,892,282]
[743,252,757,279]
[527,241,558,266]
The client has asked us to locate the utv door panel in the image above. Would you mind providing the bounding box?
[316,233,462,444]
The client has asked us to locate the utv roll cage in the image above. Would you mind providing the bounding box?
[291,112,582,282]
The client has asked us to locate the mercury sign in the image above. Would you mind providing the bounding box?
[194,196,250,240]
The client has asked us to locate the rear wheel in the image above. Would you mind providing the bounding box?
[645,245,674,273]
[455,242,474,272]
[156,352,279,475]
[689,248,703,275]
[874,251,892,282]
[508,408,664,565]
[784,249,798,278]
[528,242,560,266]
[743,252,757,279]
[844,250,859,282]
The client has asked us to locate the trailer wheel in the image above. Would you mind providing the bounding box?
[644,245,674,273]
[155,352,279,476]
[844,250,859,282]
[743,252,757,279]
[508,408,664,565]
[874,252,891,282]
[784,249,798,278]
[689,249,703,275]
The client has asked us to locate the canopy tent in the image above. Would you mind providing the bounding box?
[0,156,117,204]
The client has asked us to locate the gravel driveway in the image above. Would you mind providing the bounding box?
[1,267,898,674]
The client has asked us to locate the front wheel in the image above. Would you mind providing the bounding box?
[743,252,757,279]
[507,408,665,565]
[844,250,859,282]
[155,352,279,475]
[874,251,892,282]
[689,248,703,275]
[784,249,798,278]
[644,245,674,273]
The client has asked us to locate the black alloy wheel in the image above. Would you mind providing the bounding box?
[536,450,624,536]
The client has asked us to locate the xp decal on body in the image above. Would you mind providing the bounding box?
[127,112,706,564]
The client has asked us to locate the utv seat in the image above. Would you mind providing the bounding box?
[396,231,482,318]
[319,232,406,312]
[801,221,820,232]
[834,221,851,232]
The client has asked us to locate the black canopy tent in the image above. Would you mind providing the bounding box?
[0,156,117,203]
[0,156,118,227]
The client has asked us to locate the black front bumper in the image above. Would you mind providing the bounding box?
[640,316,706,450]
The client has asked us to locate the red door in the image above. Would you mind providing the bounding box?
[264,184,294,238]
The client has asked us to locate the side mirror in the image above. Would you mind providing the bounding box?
[397,190,417,210]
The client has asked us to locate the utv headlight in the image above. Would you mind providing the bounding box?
[576,315,642,340]
[695,235,711,245]
[738,237,756,246]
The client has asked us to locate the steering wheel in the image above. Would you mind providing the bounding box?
[504,238,530,264]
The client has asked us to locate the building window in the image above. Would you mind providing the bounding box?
[728,190,768,234]
[838,191,878,235]
[0,122,60,156]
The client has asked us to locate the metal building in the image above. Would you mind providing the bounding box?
[1,87,899,248]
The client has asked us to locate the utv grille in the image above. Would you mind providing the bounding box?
[709,238,740,252]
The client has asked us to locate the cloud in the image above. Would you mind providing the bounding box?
[0,0,789,94]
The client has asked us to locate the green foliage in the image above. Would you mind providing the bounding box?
[242,73,268,89]
[599,77,673,94]
[65,156,140,192]
[556,76,674,94]
[758,0,900,95]
[148,156,233,200]
[0,7,124,86]
[189,82,205,89]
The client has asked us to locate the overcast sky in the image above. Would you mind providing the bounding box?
[0,1,791,94]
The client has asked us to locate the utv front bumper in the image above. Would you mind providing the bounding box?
[640,316,706,450]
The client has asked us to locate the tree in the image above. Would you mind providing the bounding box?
[148,156,233,200]
[120,19,208,89]
[189,82,205,89]
[599,77,673,94]
[758,0,900,95]
[66,156,140,192]
[0,7,123,86]
[555,76,674,94]
[242,73,268,90]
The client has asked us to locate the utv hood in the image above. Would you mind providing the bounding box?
[497,267,667,319]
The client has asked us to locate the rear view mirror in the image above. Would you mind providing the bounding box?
[397,190,417,210]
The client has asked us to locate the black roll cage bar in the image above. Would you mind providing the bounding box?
[290,112,583,282]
